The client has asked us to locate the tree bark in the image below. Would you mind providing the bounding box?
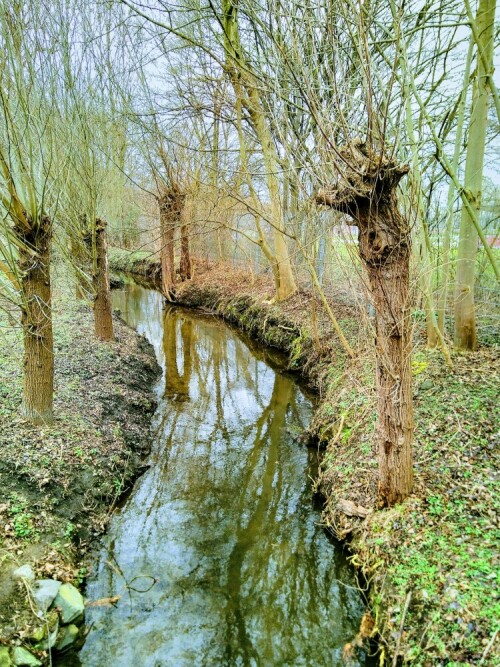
[159,192,182,299]
[93,219,114,341]
[358,200,414,506]
[454,0,496,350]
[179,197,192,281]
[19,216,54,424]
[317,143,413,506]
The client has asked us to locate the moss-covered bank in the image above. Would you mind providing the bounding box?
[110,248,500,666]
[0,276,160,660]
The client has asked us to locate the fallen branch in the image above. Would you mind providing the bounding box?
[337,499,371,518]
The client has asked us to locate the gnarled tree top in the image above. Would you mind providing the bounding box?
[316,140,409,214]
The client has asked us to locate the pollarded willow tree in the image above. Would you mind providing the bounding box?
[117,0,298,302]
[0,1,61,423]
[317,144,414,506]
[56,0,140,341]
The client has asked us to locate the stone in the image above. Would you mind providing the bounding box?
[32,579,61,612]
[0,647,11,667]
[12,565,35,583]
[36,611,59,650]
[52,583,85,624]
[11,647,41,667]
[55,624,79,652]
[27,626,44,643]
[419,379,433,391]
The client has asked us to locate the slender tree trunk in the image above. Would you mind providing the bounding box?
[180,226,191,280]
[222,0,297,301]
[18,217,54,424]
[71,236,86,300]
[437,38,474,335]
[179,198,192,281]
[159,194,177,299]
[93,219,114,341]
[455,0,496,350]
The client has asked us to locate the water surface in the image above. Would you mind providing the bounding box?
[77,282,366,666]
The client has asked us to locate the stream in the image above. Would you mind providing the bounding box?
[73,281,369,666]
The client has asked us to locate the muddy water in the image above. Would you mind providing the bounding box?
[77,282,367,666]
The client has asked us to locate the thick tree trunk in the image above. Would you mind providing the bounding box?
[316,143,413,506]
[454,0,496,350]
[93,219,114,341]
[19,217,54,424]
[358,201,414,506]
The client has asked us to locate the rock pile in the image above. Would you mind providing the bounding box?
[5,565,86,666]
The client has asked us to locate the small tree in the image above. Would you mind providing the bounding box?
[0,3,58,423]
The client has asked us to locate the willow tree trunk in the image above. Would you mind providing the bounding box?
[93,219,114,341]
[19,217,54,423]
[159,194,180,299]
[179,198,192,281]
[454,0,496,350]
[317,145,413,506]
[358,200,414,506]
[71,235,87,301]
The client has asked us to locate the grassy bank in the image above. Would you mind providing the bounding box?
[109,248,500,666]
[0,275,160,653]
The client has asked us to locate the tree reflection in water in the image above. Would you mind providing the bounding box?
[77,283,367,667]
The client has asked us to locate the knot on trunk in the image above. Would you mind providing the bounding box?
[316,141,410,267]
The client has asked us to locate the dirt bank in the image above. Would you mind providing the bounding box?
[0,277,160,656]
[109,248,500,666]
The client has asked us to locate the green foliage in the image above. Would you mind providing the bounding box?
[9,494,35,540]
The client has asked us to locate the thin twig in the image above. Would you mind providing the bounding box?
[479,630,498,666]
[392,590,412,667]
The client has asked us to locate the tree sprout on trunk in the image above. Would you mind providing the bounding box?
[317,141,413,507]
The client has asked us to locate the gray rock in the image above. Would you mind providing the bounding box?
[52,583,85,624]
[0,646,11,667]
[11,647,41,667]
[12,565,35,583]
[55,624,79,652]
[32,579,61,612]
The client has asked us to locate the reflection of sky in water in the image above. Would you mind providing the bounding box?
[77,283,366,667]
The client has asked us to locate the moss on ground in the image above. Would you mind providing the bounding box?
[108,247,161,282]
[110,248,499,666]
[0,278,160,649]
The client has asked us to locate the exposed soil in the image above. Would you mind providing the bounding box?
[109,248,500,666]
[0,278,160,651]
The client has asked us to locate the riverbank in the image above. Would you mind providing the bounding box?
[109,248,500,666]
[0,277,160,661]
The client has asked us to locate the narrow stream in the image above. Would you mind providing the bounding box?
[75,282,368,666]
